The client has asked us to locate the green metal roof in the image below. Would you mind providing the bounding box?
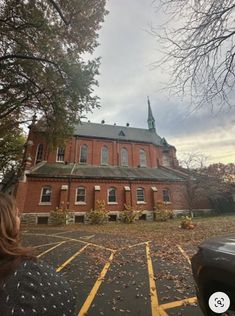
[29,163,185,182]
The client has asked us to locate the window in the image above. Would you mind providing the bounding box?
[137,187,145,202]
[76,187,86,203]
[108,187,117,203]
[163,189,171,203]
[139,149,147,167]
[56,147,65,162]
[35,144,43,164]
[162,151,172,167]
[40,186,52,203]
[101,146,109,165]
[121,148,128,166]
[80,144,88,163]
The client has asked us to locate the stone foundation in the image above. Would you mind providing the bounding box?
[21,209,212,225]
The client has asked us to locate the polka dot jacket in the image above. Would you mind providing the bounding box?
[0,259,77,315]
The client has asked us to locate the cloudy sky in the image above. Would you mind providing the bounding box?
[86,0,235,165]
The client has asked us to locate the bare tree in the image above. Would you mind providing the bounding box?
[153,0,235,111]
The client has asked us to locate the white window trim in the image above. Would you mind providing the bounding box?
[101,145,109,165]
[136,188,145,203]
[107,188,117,204]
[79,144,88,164]
[139,149,147,167]
[39,187,52,205]
[121,147,128,167]
[163,189,171,203]
[75,187,86,204]
[39,202,52,206]
[56,147,65,163]
[35,144,43,164]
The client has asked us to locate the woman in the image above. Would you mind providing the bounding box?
[0,192,77,315]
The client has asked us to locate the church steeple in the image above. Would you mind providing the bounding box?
[147,96,156,133]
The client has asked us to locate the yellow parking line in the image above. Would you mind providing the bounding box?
[146,242,168,316]
[37,241,67,258]
[160,297,197,310]
[24,233,115,252]
[80,235,95,240]
[33,241,61,248]
[78,250,116,316]
[121,240,151,250]
[56,244,89,273]
[177,245,191,265]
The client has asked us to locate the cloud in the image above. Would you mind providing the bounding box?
[86,0,235,164]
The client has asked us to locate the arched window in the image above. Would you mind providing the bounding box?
[108,187,117,203]
[76,187,86,203]
[136,187,145,202]
[121,147,128,166]
[163,189,171,203]
[35,144,43,164]
[162,151,172,167]
[56,147,65,162]
[40,186,52,203]
[80,144,88,163]
[101,146,109,165]
[139,149,147,167]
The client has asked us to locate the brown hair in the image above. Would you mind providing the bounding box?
[0,192,34,278]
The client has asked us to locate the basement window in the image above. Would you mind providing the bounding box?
[75,215,85,223]
[37,216,48,224]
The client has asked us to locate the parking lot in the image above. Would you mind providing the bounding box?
[21,224,207,316]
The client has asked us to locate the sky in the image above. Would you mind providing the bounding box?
[86,0,235,165]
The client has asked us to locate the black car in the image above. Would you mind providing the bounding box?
[191,235,235,315]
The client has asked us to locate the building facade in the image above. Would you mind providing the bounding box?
[16,101,203,224]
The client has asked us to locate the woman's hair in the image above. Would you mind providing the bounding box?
[0,192,33,262]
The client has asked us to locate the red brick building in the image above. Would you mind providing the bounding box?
[16,100,201,224]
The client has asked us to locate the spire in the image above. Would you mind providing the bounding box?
[147,96,156,133]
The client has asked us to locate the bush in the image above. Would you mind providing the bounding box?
[119,204,142,224]
[87,200,109,224]
[154,202,173,222]
[49,207,68,225]
[180,216,196,229]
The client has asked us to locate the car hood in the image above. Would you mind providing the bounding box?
[199,235,235,256]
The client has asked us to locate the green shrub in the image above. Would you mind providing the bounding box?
[87,200,109,224]
[180,216,196,229]
[49,207,68,225]
[154,201,173,222]
[119,204,142,224]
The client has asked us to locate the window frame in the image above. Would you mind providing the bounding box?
[39,186,52,205]
[35,144,44,164]
[121,147,128,166]
[56,147,65,162]
[139,149,147,167]
[79,144,88,164]
[101,145,109,165]
[162,188,171,203]
[136,187,145,204]
[75,187,86,205]
[108,187,117,204]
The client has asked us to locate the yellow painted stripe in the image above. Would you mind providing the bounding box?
[177,245,191,265]
[37,241,66,258]
[56,244,89,272]
[33,241,61,248]
[160,297,197,310]
[121,240,151,250]
[146,242,168,316]
[78,251,116,316]
[80,235,95,240]
[25,233,115,252]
